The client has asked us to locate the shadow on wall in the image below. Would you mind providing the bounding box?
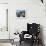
[40,25,45,46]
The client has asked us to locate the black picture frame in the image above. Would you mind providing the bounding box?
[16,10,25,17]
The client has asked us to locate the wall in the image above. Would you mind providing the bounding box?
[0,0,8,3]
[9,0,46,46]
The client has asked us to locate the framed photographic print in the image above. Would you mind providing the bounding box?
[16,10,25,17]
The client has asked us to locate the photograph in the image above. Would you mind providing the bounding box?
[16,10,25,17]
